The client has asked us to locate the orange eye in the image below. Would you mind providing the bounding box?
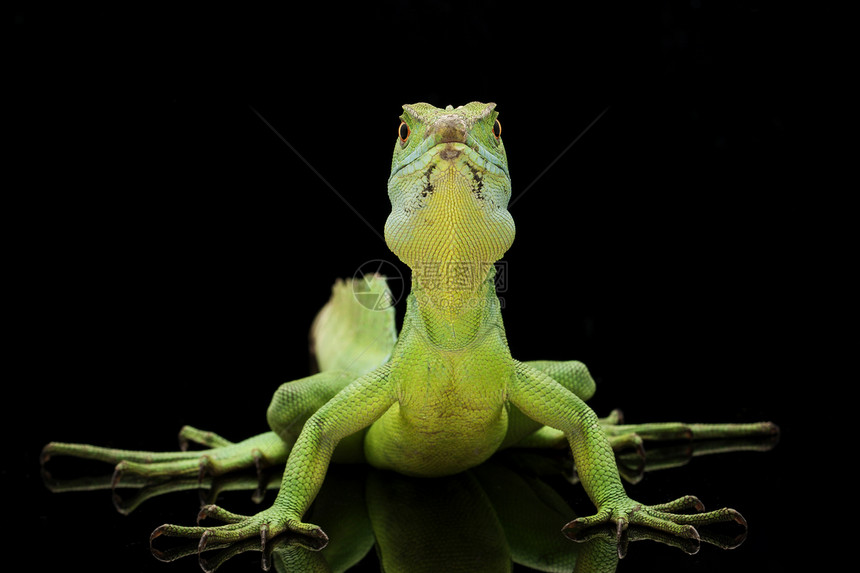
[492,118,502,140]
[398,121,411,143]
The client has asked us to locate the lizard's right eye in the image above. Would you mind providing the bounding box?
[398,121,411,144]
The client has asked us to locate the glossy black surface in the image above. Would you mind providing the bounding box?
[15,3,825,571]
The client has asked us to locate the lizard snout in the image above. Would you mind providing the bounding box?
[429,114,468,144]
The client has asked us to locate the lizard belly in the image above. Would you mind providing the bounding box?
[364,396,509,477]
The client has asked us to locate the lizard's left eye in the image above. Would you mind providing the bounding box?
[398,121,411,144]
[492,119,502,142]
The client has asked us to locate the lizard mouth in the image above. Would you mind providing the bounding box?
[438,147,461,161]
[389,139,508,182]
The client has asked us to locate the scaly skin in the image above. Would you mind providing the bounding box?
[43,102,777,552]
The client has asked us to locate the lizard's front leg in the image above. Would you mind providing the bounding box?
[508,361,744,542]
[151,364,396,550]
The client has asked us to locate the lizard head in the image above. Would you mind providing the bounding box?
[384,102,515,278]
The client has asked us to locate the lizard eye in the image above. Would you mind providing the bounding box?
[398,121,411,144]
[492,118,502,142]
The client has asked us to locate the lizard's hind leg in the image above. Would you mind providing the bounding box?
[602,417,780,445]
[40,370,361,488]
[41,431,288,488]
[266,369,367,463]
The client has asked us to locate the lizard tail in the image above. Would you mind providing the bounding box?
[309,274,398,376]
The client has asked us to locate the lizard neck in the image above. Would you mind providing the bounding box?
[405,262,504,350]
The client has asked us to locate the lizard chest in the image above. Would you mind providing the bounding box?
[364,351,513,477]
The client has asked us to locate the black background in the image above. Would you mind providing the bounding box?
[11,2,837,571]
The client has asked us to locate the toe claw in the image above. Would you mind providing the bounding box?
[634,439,646,461]
[112,491,131,516]
[617,534,630,559]
[562,517,586,536]
[197,456,211,485]
[615,517,628,541]
[681,525,700,541]
[306,527,329,551]
[39,445,52,466]
[111,463,125,489]
[252,486,266,504]
[149,524,172,557]
[252,449,264,477]
[198,529,212,553]
[260,522,269,553]
[252,449,267,503]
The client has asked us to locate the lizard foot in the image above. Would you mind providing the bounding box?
[150,505,329,561]
[562,495,746,546]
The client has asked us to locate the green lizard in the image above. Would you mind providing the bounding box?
[42,102,777,552]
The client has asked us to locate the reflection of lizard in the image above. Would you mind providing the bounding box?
[43,102,778,550]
